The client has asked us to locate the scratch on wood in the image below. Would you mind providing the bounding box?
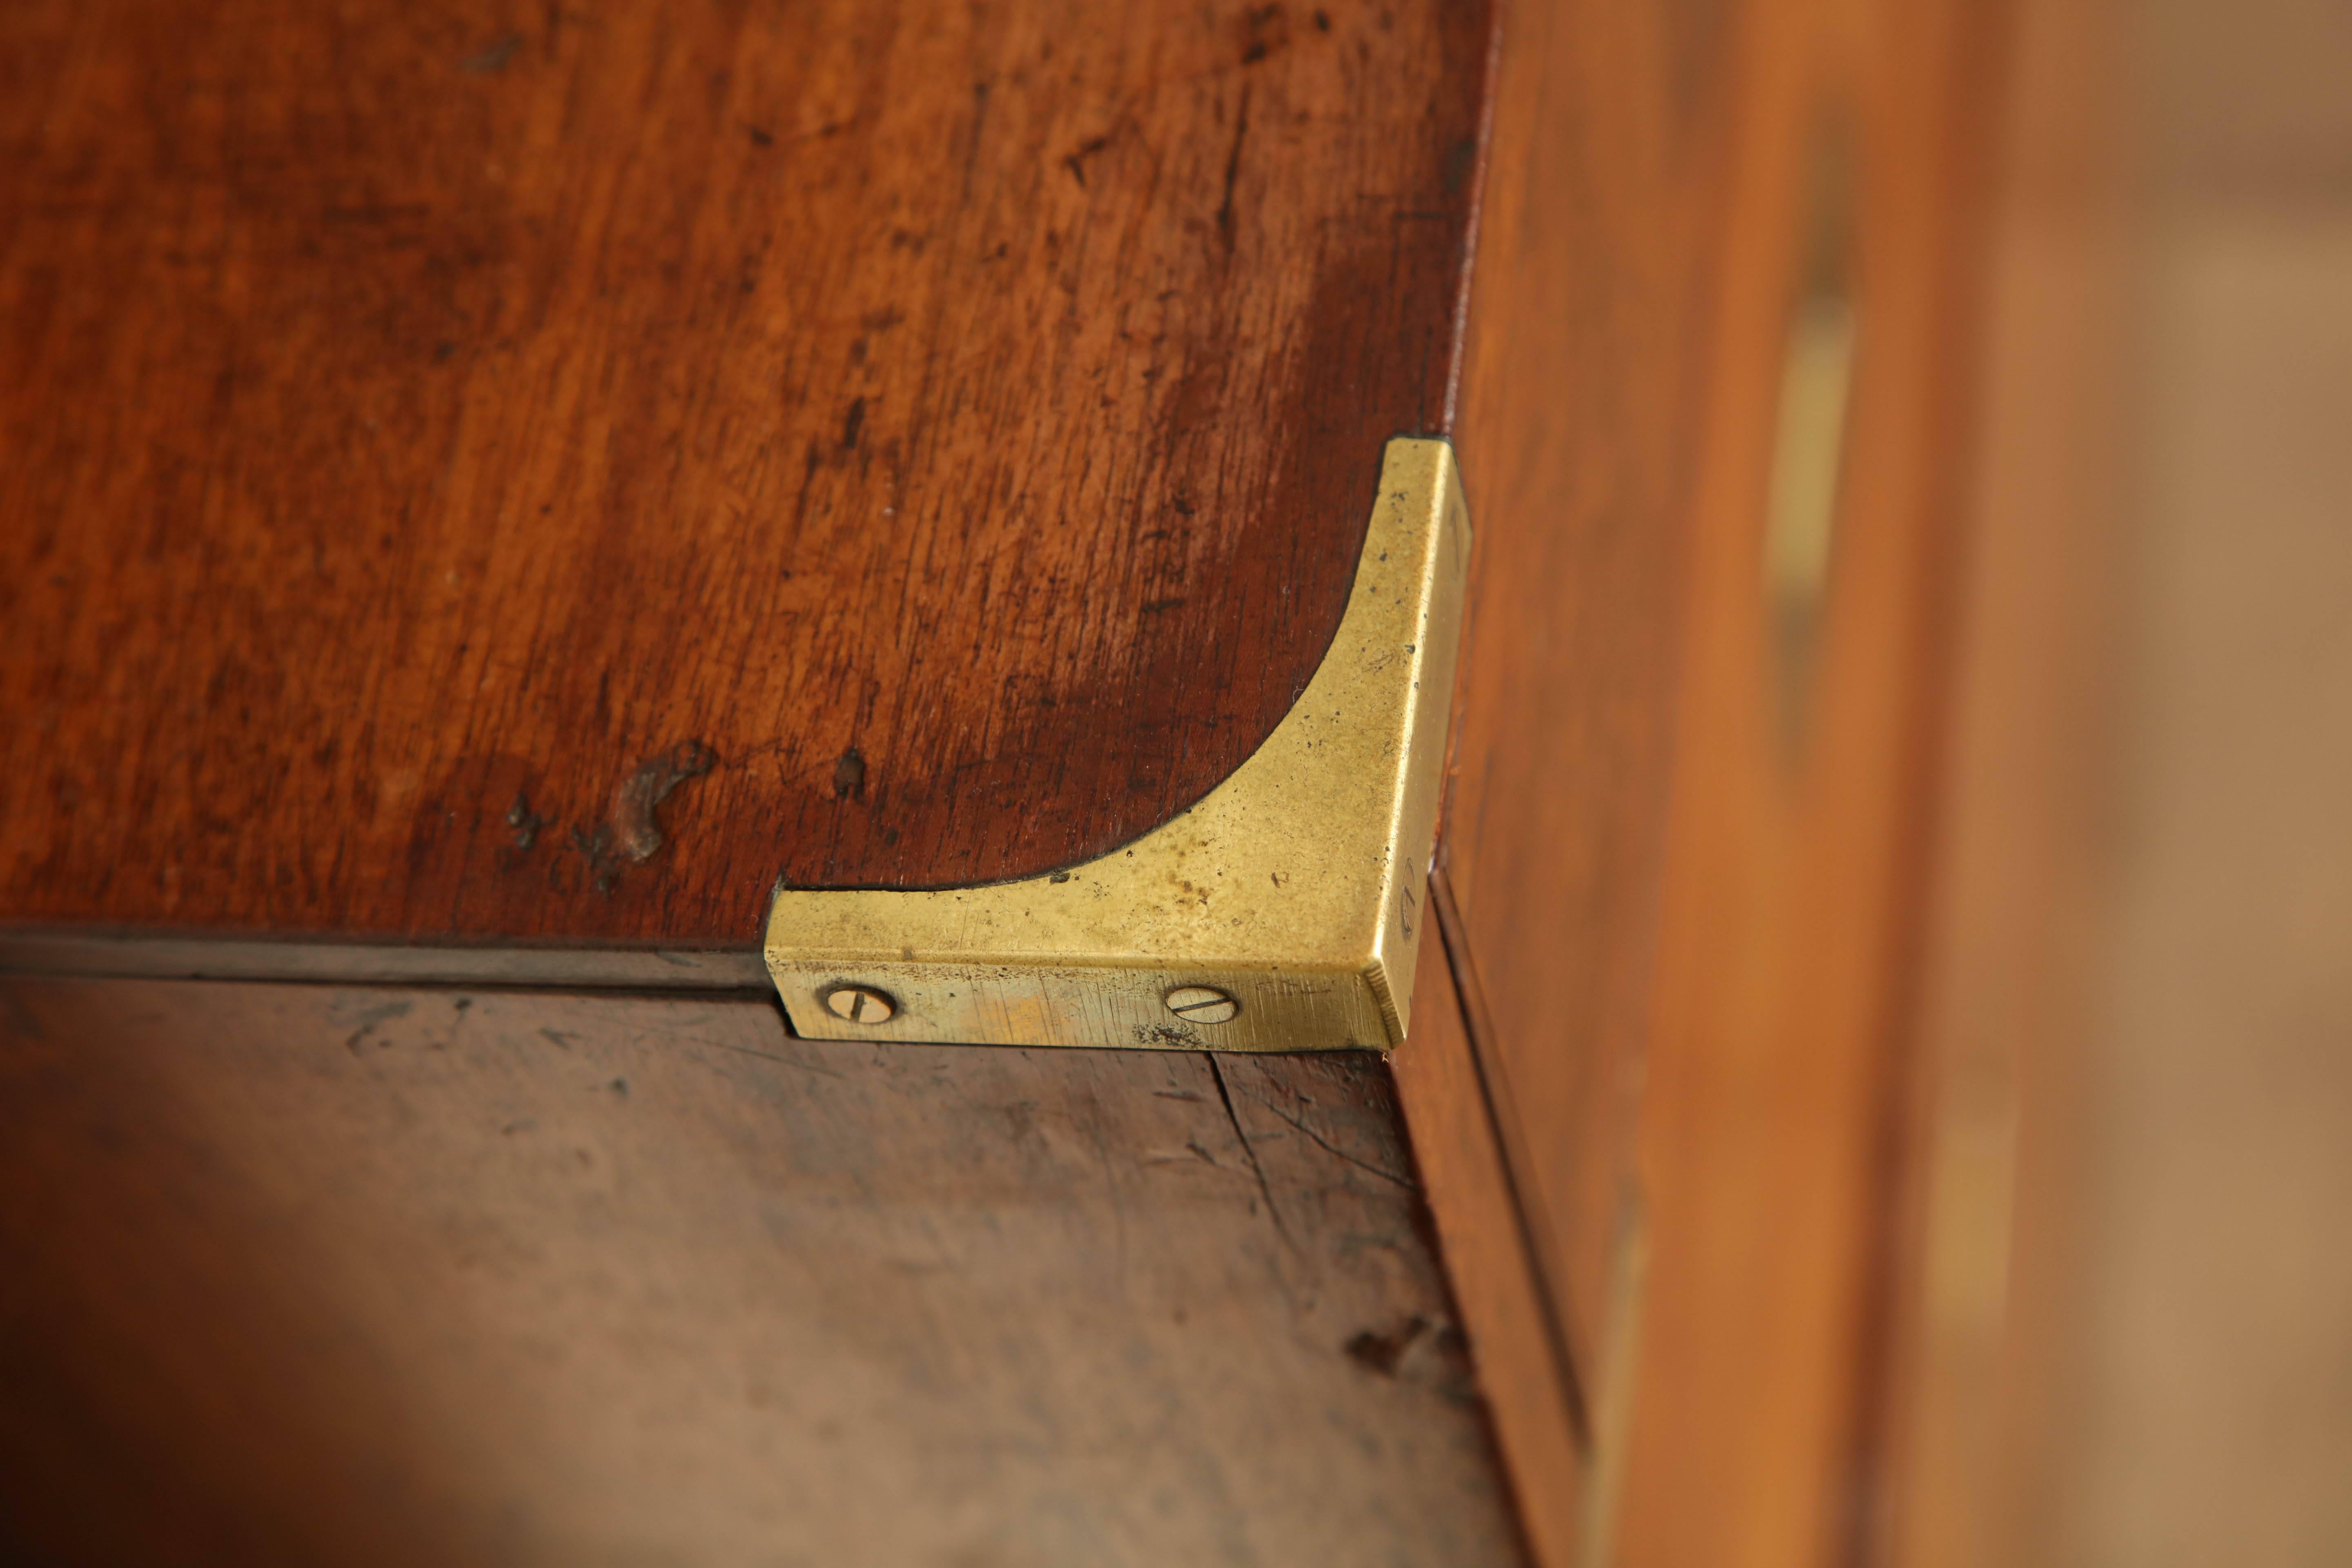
[1208,1054,1290,1247]
[1216,85,1252,257]
[683,1035,849,1079]
[1245,1090,1415,1189]
[1140,1138,1228,1170]
[1062,130,1114,188]
[458,34,520,74]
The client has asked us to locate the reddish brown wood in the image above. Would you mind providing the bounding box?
[1406,0,2002,1558]
[1609,0,1999,1555]
[1441,0,1749,1425]
[0,0,1490,948]
[1875,0,2120,1550]
[1394,886,1589,1566]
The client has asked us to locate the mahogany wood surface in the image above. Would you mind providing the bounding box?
[0,980,1526,1565]
[1417,0,2002,1559]
[1395,887,1589,1566]
[0,0,1488,948]
[1443,0,1747,1402]
[1610,0,1996,1558]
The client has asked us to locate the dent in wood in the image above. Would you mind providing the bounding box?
[571,741,717,896]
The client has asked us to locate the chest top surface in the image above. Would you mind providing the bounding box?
[0,0,1490,949]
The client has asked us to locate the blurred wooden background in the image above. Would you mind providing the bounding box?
[1881,0,2352,1564]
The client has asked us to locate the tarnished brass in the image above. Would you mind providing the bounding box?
[763,437,1470,1052]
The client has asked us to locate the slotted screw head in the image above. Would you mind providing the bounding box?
[1165,986,1239,1025]
[823,984,897,1025]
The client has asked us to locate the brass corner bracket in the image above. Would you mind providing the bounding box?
[764,437,1470,1052]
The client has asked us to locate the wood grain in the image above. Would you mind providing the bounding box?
[1876,0,2118,1548]
[0,0,1490,948]
[1421,0,2001,1558]
[1611,0,1998,1561]
[0,979,1525,1565]
[1394,884,1588,1567]
[1889,0,2352,1558]
[1441,0,1750,1444]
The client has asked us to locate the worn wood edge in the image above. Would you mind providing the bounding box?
[1428,866,1592,1441]
[0,933,768,991]
[1394,871,1589,1567]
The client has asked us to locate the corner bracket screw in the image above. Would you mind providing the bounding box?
[1165,986,1239,1025]
[823,984,897,1024]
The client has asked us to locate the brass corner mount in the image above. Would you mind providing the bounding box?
[764,437,1470,1053]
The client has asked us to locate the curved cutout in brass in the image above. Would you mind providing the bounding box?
[763,438,1470,1052]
